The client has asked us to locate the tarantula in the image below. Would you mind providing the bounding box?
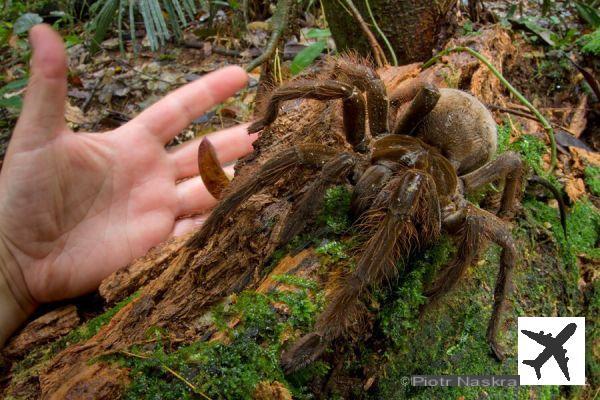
[191,58,524,373]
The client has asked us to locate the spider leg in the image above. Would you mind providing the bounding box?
[427,205,517,361]
[460,152,523,217]
[275,153,356,245]
[350,163,393,218]
[197,137,231,199]
[331,59,389,136]
[248,80,367,152]
[281,170,441,373]
[392,83,440,135]
[186,144,338,248]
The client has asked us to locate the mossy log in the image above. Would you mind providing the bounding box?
[322,0,455,64]
[1,27,598,399]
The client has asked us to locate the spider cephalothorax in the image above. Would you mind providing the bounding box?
[193,56,523,373]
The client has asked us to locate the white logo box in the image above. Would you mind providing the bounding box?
[518,317,585,385]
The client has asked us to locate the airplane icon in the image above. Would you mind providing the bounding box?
[521,322,577,381]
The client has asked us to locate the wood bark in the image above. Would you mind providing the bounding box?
[322,0,455,64]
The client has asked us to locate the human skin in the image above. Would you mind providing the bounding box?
[0,24,257,346]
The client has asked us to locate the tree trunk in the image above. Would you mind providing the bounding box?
[323,0,454,64]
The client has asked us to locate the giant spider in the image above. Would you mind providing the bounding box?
[192,57,524,373]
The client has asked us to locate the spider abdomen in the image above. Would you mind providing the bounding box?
[412,88,497,175]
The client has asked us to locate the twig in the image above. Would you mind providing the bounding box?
[422,46,557,172]
[342,0,387,67]
[245,0,292,72]
[242,0,249,25]
[363,0,397,66]
[486,104,578,137]
[213,47,242,57]
[82,78,101,114]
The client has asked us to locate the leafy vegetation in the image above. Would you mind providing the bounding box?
[91,0,197,52]
[579,27,600,55]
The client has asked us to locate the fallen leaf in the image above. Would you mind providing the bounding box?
[65,101,88,125]
[569,95,588,137]
[565,177,586,202]
[556,130,593,154]
[247,21,271,32]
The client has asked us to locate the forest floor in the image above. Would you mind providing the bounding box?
[0,0,599,399]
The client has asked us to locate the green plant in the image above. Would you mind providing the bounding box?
[579,28,600,55]
[496,121,511,154]
[0,78,27,110]
[584,164,600,196]
[291,40,327,75]
[89,0,196,52]
[318,185,352,234]
[574,1,600,28]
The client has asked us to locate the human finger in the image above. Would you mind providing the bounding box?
[132,66,248,143]
[13,24,68,150]
[175,165,235,217]
[170,214,209,237]
[168,123,257,179]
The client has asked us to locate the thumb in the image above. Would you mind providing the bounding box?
[13,24,68,148]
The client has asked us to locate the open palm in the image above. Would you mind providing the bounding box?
[0,25,256,309]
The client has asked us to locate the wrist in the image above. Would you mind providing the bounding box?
[0,237,36,348]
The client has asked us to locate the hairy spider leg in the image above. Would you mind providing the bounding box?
[393,83,441,135]
[281,170,441,374]
[426,205,517,361]
[186,144,339,248]
[248,80,367,152]
[276,153,356,246]
[460,151,523,217]
[350,163,393,217]
[331,59,389,136]
[197,137,231,200]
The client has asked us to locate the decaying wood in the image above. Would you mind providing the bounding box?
[3,306,79,359]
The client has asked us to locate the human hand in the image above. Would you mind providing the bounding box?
[0,24,256,343]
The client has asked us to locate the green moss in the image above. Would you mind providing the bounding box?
[315,239,350,266]
[523,197,600,261]
[496,121,511,154]
[509,133,561,189]
[510,134,547,174]
[584,164,600,196]
[272,274,318,291]
[318,185,352,234]
[115,280,325,399]
[378,237,454,349]
[121,334,285,400]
